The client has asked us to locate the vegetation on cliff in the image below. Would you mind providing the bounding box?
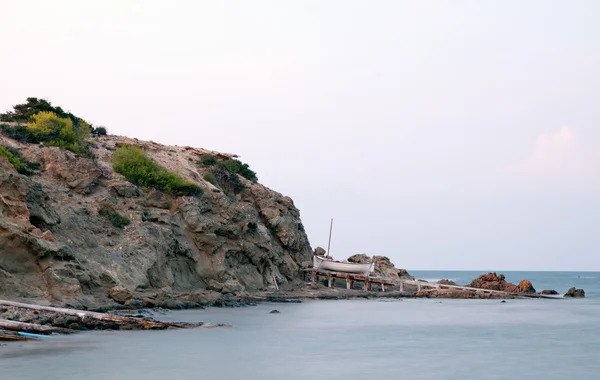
[112,144,203,196]
[199,154,257,195]
[99,205,131,228]
[0,98,106,156]
[0,144,39,175]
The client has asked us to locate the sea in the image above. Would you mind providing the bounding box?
[2,271,600,380]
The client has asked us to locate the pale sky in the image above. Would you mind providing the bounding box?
[1,1,599,270]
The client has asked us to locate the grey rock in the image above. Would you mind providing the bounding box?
[564,287,585,298]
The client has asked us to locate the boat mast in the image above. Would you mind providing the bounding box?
[326,218,333,257]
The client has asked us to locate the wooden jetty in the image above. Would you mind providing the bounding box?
[304,268,540,298]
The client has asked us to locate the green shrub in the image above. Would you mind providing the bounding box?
[197,155,257,195]
[200,155,217,166]
[99,206,130,228]
[0,124,40,143]
[112,145,203,197]
[92,126,107,136]
[208,165,246,195]
[0,145,39,175]
[1,99,94,156]
[1,97,86,127]
[26,111,92,155]
[203,171,216,185]
[217,158,258,182]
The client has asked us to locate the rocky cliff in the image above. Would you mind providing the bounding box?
[0,132,313,308]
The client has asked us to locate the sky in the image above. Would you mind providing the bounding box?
[1,1,599,271]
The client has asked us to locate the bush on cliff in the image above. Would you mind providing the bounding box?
[198,154,257,195]
[0,145,39,175]
[0,98,94,156]
[99,205,130,228]
[199,155,257,182]
[112,144,203,197]
[1,97,83,125]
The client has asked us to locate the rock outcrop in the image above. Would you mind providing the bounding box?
[517,280,536,293]
[0,132,313,307]
[347,254,414,280]
[437,279,457,286]
[564,287,585,298]
[468,273,536,293]
[540,289,558,295]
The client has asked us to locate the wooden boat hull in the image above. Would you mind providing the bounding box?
[313,255,374,275]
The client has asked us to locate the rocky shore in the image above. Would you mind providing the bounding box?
[0,100,587,340]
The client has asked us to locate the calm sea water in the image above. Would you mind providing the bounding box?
[2,271,599,380]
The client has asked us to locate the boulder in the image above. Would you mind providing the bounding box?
[347,253,370,263]
[314,247,326,256]
[468,272,521,293]
[540,289,558,295]
[347,254,414,280]
[112,181,141,198]
[564,287,585,298]
[437,279,457,286]
[269,309,280,314]
[41,230,55,242]
[397,269,415,280]
[108,286,132,304]
[221,279,244,295]
[518,280,536,293]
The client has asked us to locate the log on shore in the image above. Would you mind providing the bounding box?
[0,299,230,332]
[0,319,77,335]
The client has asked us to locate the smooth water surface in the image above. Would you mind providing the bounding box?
[2,271,599,380]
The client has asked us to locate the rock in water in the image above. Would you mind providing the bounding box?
[437,279,457,286]
[518,280,536,293]
[540,289,558,295]
[564,287,585,298]
[269,310,280,314]
[468,272,535,293]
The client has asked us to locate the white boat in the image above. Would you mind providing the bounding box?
[312,218,375,276]
[313,254,374,276]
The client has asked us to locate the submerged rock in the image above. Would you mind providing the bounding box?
[269,309,280,314]
[540,289,559,295]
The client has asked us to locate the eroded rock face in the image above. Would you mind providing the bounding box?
[0,134,313,307]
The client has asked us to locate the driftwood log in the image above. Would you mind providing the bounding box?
[0,319,77,335]
[0,299,229,333]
